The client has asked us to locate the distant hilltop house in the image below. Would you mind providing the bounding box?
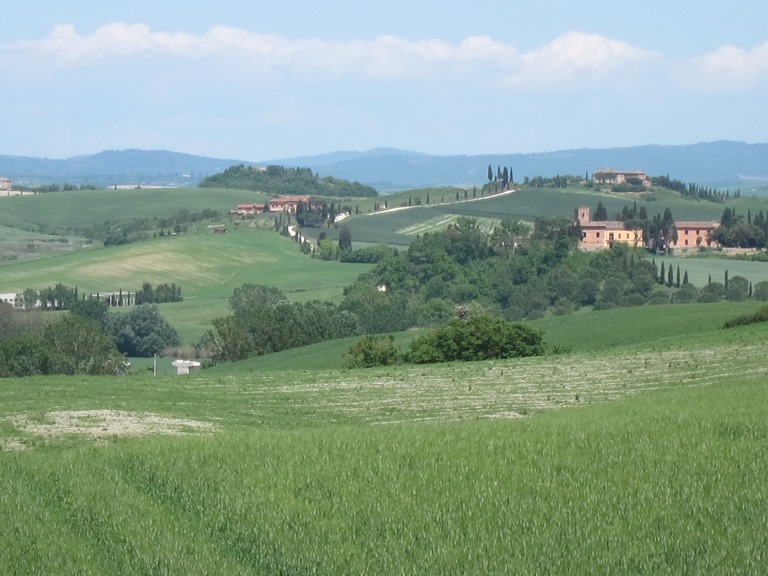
[576,206,643,250]
[231,195,326,216]
[269,195,324,213]
[576,206,720,250]
[231,203,266,216]
[592,169,650,186]
[0,177,11,191]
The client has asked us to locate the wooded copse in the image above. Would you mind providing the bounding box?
[0,300,181,376]
[199,164,378,197]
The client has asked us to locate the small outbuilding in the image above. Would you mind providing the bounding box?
[171,359,201,375]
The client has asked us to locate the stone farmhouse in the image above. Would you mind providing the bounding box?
[0,177,11,191]
[231,203,266,216]
[671,221,719,249]
[576,206,720,251]
[592,169,650,186]
[576,206,644,250]
[269,195,325,213]
[231,195,326,215]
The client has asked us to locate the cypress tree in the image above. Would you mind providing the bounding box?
[659,261,666,284]
[725,270,729,292]
[667,265,674,287]
[675,266,681,288]
[683,270,689,285]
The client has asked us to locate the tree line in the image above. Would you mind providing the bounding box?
[13,282,182,310]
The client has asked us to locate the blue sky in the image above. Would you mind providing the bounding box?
[2,1,767,160]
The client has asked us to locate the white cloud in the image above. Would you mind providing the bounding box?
[508,31,662,87]
[5,23,768,94]
[687,42,768,89]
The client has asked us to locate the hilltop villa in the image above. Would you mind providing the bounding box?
[0,177,11,191]
[592,169,650,186]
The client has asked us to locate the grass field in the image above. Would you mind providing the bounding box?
[0,187,272,234]
[0,229,372,343]
[1,310,767,573]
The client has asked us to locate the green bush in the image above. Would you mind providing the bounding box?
[343,335,403,369]
[408,315,545,364]
[722,305,768,329]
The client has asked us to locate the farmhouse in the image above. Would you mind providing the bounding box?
[232,203,265,216]
[592,169,649,186]
[576,206,643,250]
[0,293,17,306]
[671,221,719,248]
[269,195,325,213]
[0,177,11,191]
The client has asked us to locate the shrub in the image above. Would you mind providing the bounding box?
[753,281,768,301]
[722,306,768,329]
[408,315,545,364]
[343,335,403,369]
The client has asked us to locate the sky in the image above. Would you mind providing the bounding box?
[2,1,768,160]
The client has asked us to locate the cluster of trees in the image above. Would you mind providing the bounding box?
[649,176,737,202]
[333,216,735,334]
[710,207,768,248]
[0,301,180,377]
[135,282,183,304]
[202,285,359,363]
[200,164,378,198]
[487,165,515,190]
[342,314,545,368]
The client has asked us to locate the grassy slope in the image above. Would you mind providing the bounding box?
[0,229,371,343]
[0,187,271,233]
[1,317,767,573]
[205,300,762,372]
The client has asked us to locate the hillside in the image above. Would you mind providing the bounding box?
[2,141,767,190]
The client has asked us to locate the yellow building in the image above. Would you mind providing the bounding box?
[576,206,643,250]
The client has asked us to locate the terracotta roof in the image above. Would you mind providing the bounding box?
[675,221,719,228]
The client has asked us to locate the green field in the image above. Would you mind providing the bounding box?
[0,187,271,234]
[0,229,371,343]
[1,308,767,573]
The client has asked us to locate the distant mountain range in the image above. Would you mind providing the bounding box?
[1,141,766,191]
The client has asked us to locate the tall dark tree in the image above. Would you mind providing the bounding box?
[338,225,353,252]
[487,164,493,182]
[594,202,608,221]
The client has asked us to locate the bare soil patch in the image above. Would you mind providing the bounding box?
[8,410,218,442]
